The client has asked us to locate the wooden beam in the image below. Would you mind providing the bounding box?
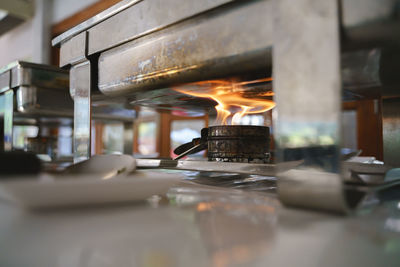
[157,111,172,158]
[356,99,383,160]
[94,122,104,154]
[342,101,358,110]
[342,99,383,160]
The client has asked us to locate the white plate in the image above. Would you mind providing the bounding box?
[0,170,182,209]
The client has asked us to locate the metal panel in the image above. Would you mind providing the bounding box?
[273,0,349,212]
[4,62,74,117]
[274,0,341,151]
[10,63,69,90]
[382,97,400,167]
[70,61,92,163]
[60,32,87,68]
[16,86,73,117]
[88,0,233,55]
[0,91,14,151]
[0,70,10,93]
[10,65,31,88]
[98,0,272,96]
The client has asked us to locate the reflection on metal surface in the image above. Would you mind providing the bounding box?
[195,202,275,267]
[184,171,277,192]
[278,169,350,213]
[168,184,278,219]
[16,86,73,117]
[136,158,302,176]
[71,61,91,163]
[1,91,13,151]
[342,161,391,184]
[1,180,400,266]
[168,183,278,266]
[275,122,337,148]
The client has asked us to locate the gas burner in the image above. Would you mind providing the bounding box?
[208,125,270,163]
[173,125,270,163]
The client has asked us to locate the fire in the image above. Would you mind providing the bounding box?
[174,78,275,125]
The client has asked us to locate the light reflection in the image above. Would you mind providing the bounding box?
[102,172,117,180]
[128,65,200,83]
[278,122,337,147]
[196,201,275,214]
[212,244,262,267]
[192,197,277,267]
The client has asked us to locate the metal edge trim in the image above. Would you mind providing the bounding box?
[0,61,68,75]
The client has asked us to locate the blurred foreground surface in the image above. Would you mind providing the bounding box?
[0,177,400,267]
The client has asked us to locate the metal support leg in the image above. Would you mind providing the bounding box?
[273,0,351,212]
[123,121,134,155]
[0,91,14,151]
[382,97,400,167]
[380,50,400,167]
[70,61,91,163]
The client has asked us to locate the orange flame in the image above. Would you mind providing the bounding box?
[174,78,275,125]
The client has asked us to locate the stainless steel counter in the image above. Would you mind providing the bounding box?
[0,181,399,267]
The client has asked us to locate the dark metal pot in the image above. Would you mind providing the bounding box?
[207,125,270,163]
